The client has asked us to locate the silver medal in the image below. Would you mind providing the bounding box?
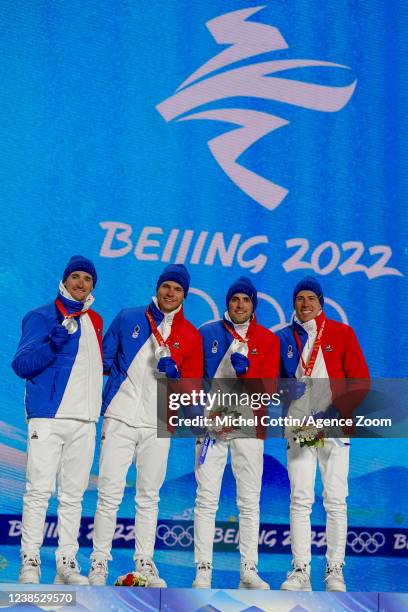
[62,318,78,334]
[232,339,248,356]
[155,345,171,361]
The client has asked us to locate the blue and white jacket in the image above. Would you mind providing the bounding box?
[102,298,203,428]
[200,313,280,379]
[12,284,103,421]
[277,312,370,437]
[200,313,280,438]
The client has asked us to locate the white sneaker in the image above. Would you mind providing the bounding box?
[280,563,312,591]
[19,555,40,584]
[239,561,270,590]
[89,558,108,586]
[192,562,212,588]
[325,562,346,592]
[135,557,166,588]
[55,557,89,585]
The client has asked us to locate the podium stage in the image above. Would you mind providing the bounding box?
[0,585,407,612]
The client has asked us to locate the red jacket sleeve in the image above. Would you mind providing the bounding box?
[342,326,370,378]
[241,327,280,438]
[259,331,280,379]
[331,325,370,428]
[166,327,203,433]
[179,328,204,378]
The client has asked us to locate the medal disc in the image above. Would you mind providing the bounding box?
[232,340,248,356]
[62,318,78,334]
[155,345,171,361]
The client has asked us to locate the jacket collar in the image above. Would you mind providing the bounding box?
[223,311,256,337]
[148,297,184,326]
[292,310,325,335]
[57,281,94,314]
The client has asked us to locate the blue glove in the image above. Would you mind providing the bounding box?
[182,403,207,436]
[230,352,249,376]
[157,356,180,379]
[280,379,306,400]
[50,324,70,353]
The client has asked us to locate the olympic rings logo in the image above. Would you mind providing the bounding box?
[156,524,194,548]
[346,531,386,554]
[188,287,349,331]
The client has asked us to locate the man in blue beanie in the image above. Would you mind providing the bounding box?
[192,277,280,589]
[12,255,103,585]
[89,264,203,587]
[277,276,369,592]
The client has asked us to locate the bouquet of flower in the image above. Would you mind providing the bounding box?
[114,571,148,587]
[207,405,242,441]
[291,425,324,448]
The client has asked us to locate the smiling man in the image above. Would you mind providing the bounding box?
[192,277,280,590]
[88,264,203,587]
[12,255,103,585]
[277,276,369,592]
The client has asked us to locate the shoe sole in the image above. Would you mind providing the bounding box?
[139,578,167,588]
[326,587,346,592]
[54,575,89,585]
[239,581,270,590]
[88,576,108,586]
[281,585,312,591]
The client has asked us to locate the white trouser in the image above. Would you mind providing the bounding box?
[287,438,349,565]
[21,418,95,559]
[194,437,264,564]
[91,418,170,560]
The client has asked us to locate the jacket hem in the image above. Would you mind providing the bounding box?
[103,414,157,429]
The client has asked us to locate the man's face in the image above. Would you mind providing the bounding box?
[295,290,321,323]
[64,271,94,301]
[157,281,184,313]
[228,293,253,324]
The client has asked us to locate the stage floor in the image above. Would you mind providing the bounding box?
[1,546,408,592]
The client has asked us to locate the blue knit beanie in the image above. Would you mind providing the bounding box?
[62,255,97,287]
[226,276,258,311]
[293,276,324,307]
[156,264,190,297]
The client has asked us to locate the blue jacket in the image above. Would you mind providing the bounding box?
[12,293,103,421]
[200,315,280,379]
[200,314,280,438]
[277,313,370,379]
[101,299,203,428]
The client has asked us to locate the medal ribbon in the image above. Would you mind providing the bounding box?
[223,321,249,343]
[55,298,87,320]
[293,318,326,377]
[146,307,169,351]
[199,433,213,464]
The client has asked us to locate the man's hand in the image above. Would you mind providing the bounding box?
[280,379,306,400]
[49,324,70,353]
[230,352,249,376]
[157,356,180,379]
